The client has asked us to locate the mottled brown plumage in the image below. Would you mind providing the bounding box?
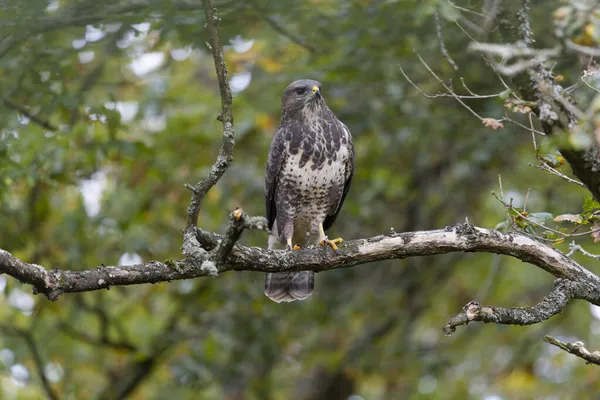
[264,79,354,302]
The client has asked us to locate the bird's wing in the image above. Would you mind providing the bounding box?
[265,127,287,230]
[323,122,354,231]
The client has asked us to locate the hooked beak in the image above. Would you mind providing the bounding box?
[312,85,321,99]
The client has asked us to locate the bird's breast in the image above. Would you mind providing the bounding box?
[279,143,349,207]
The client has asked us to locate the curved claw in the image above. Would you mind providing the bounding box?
[320,237,343,251]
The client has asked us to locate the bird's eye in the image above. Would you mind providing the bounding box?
[295,87,306,95]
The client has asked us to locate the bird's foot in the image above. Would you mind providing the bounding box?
[287,242,303,251]
[320,237,343,251]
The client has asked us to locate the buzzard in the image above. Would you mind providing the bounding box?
[264,79,354,302]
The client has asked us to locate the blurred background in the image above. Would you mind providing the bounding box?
[1,0,600,398]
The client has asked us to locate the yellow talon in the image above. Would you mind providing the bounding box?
[292,244,302,250]
[320,237,343,251]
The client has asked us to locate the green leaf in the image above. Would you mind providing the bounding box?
[583,196,600,214]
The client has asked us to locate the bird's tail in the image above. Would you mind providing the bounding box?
[264,271,314,302]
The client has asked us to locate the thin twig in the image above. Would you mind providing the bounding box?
[529,162,586,188]
[185,0,235,230]
[435,11,458,71]
[567,242,600,260]
[398,64,503,99]
[2,98,57,131]
[544,335,600,365]
[0,325,59,400]
[248,0,316,53]
[414,53,484,120]
[494,193,600,238]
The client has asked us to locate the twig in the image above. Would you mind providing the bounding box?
[414,53,484,120]
[185,0,235,230]
[565,40,600,58]
[0,325,59,400]
[398,65,503,99]
[401,56,547,137]
[567,242,600,260]
[435,11,458,71]
[500,115,547,136]
[529,162,586,188]
[0,35,17,60]
[2,98,57,131]
[444,279,600,335]
[399,64,503,99]
[248,0,316,53]
[544,335,600,365]
[214,208,269,264]
[59,322,137,352]
[493,192,600,238]
[448,2,486,17]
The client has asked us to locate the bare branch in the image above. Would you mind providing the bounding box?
[434,11,458,71]
[3,224,600,301]
[467,42,560,61]
[185,0,235,230]
[248,0,316,53]
[58,322,137,352]
[529,162,586,188]
[493,193,600,240]
[0,325,59,400]
[2,98,57,131]
[444,279,600,335]
[544,335,600,365]
[565,40,600,58]
[567,242,600,260]
[215,208,269,264]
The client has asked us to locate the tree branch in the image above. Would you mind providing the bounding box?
[3,224,600,302]
[2,97,57,131]
[543,335,600,366]
[490,1,600,202]
[0,324,59,400]
[185,0,234,230]
[444,279,600,335]
[214,208,269,265]
[59,322,137,352]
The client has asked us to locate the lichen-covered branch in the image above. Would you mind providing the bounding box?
[544,335,600,366]
[215,208,269,265]
[2,224,600,302]
[185,0,235,230]
[443,279,600,335]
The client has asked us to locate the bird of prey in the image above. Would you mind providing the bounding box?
[264,79,354,302]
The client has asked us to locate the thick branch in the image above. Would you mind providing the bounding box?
[185,0,234,230]
[544,335,600,366]
[444,279,600,335]
[2,224,600,301]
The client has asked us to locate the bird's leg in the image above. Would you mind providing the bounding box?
[318,223,343,251]
[286,237,302,251]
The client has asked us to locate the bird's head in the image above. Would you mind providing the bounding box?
[281,79,325,118]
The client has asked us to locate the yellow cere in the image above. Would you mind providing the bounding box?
[312,86,319,94]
